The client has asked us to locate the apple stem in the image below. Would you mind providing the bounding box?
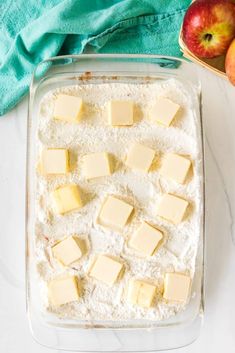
[203,33,213,42]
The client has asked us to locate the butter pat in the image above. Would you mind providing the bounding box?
[163,273,191,303]
[89,255,124,285]
[129,221,163,256]
[150,97,180,127]
[160,153,191,184]
[157,193,189,224]
[127,280,157,308]
[98,195,134,230]
[52,236,85,266]
[41,148,69,175]
[126,143,155,172]
[108,100,133,126]
[54,94,83,122]
[48,276,80,306]
[52,184,83,214]
[83,152,112,179]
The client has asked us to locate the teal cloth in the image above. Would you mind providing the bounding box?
[0,0,190,116]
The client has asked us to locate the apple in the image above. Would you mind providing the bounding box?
[182,0,235,58]
[225,38,235,85]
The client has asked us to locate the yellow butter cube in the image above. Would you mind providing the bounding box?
[98,195,134,230]
[129,221,163,256]
[157,193,189,224]
[127,279,157,308]
[52,184,83,214]
[108,100,133,126]
[54,94,83,122]
[48,276,80,306]
[150,97,180,127]
[41,148,69,175]
[160,153,191,184]
[83,152,112,179]
[52,236,86,266]
[163,272,191,303]
[89,255,124,286]
[126,143,155,172]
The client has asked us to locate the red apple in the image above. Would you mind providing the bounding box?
[182,0,235,58]
[225,38,235,85]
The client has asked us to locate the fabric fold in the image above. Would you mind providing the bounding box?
[0,0,190,116]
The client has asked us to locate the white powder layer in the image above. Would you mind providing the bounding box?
[35,79,203,322]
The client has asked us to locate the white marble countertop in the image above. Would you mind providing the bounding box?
[0,65,235,353]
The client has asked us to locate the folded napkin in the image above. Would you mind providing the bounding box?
[0,0,190,116]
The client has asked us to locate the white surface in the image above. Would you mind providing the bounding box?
[0,65,235,352]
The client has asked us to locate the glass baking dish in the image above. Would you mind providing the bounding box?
[26,54,205,351]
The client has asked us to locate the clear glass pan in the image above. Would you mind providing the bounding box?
[26,54,205,351]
